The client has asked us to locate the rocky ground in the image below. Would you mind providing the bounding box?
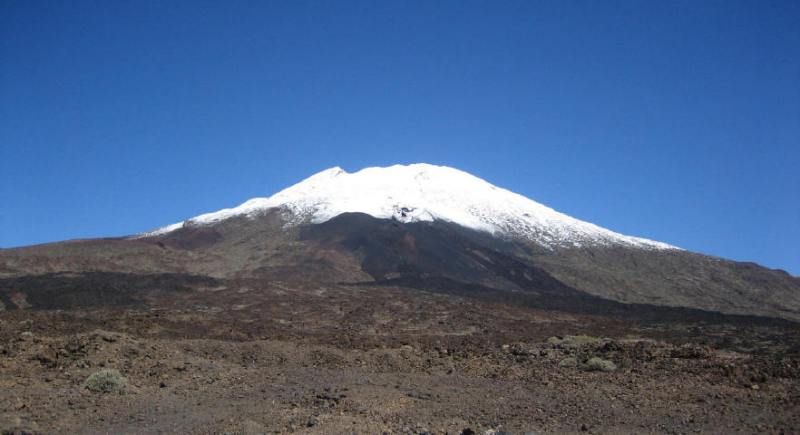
[1,280,799,434]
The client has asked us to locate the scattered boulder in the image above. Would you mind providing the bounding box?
[510,343,534,356]
[670,344,711,359]
[32,346,58,368]
[98,332,119,343]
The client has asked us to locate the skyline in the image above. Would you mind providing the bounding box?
[2,0,798,274]
[4,160,797,275]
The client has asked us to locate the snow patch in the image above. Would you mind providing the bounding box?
[138,163,678,250]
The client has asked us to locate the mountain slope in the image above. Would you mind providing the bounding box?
[1,164,798,321]
[530,245,800,320]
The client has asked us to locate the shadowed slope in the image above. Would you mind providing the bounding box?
[2,211,799,321]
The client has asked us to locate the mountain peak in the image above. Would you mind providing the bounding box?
[141,163,677,250]
[311,166,347,178]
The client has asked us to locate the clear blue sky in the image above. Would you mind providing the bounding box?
[1,0,798,274]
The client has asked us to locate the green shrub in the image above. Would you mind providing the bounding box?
[84,369,127,393]
[558,357,577,368]
[547,335,602,348]
[583,357,617,372]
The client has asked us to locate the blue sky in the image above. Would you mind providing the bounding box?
[1,0,798,274]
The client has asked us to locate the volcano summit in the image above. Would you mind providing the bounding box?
[144,163,675,250]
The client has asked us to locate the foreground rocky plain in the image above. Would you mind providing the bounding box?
[1,275,799,434]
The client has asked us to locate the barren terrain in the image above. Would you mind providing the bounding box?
[2,276,799,434]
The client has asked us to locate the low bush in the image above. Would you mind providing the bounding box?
[583,357,617,372]
[547,335,602,348]
[84,369,127,393]
[558,357,577,368]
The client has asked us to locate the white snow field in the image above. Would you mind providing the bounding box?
[140,163,676,250]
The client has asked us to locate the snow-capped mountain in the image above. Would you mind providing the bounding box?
[4,163,799,322]
[142,163,676,250]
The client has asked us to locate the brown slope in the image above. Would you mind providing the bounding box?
[1,210,799,321]
[528,246,800,321]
